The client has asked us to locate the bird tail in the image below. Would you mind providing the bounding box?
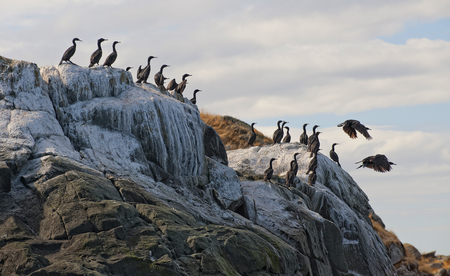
[58,60,62,66]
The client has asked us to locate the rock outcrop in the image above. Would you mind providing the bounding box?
[1,55,397,275]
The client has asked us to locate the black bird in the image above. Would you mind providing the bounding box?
[59,38,82,65]
[89,38,107,67]
[154,64,170,87]
[299,123,309,145]
[103,41,120,67]
[273,121,288,144]
[306,151,319,175]
[175,74,192,94]
[308,166,318,186]
[310,132,321,157]
[247,122,257,146]
[337,119,372,140]
[137,56,157,83]
[190,89,202,105]
[307,125,320,152]
[166,78,178,91]
[126,67,133,71]
[264,158,276,182]
[356,154,396,173]
[329,143,341,167]
[292,152,300,176]
[285,160,296,187]
[282,126,291,143]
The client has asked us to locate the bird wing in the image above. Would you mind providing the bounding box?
[343,125,357,139]
[167,79,178,91]
[352,122,372,140]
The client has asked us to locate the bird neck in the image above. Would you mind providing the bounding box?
[97,40,103,49]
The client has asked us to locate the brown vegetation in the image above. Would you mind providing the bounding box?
[200,110,272,150]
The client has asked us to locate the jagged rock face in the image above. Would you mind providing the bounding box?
[228,143,396,276]
[1,56,397,275]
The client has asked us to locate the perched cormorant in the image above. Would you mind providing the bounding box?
[190,89,202,105]
[308,166,318,186]
[175,74,192,94]
[329,143,341,167]
[273,121,288,144]
[263,158,276,182]
[337,119,372,140]
[166,78,178,91]
[247,123,257,146]
[136,56,157,83]
[306,151,319,175]
[89,38,107,68]
[154,64,170,87]
[292,152,300,176]
[307,125,320,152]
[59,38,82,65]
[282,126,291,143]
[126,67,133,71]
[310,132,321,157]
[103,41,120,67]
[285,160,296,187]
[299,123,309,145]
[356,154,396,173]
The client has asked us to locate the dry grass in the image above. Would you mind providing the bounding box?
[370,214,401,248]
[200,110,272,150]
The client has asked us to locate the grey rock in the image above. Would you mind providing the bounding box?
[203,124,228,165]
[404,243,422,260]
[389,242,406,264]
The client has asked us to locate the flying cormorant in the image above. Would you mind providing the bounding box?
[310,132,321,157]
[103,41,120,67]
[282,126,291,143]
[59,38,82,65]
[285,160,296,187]
[190,89,202,105]
[329,143,341,167]
[356,154,396,172]
[154,64,170,87]
[263,158,276,182]
[136,56,157,83]
[337,119,372,140]
[89,38,107,68]
[247,123,257,146]
[308,166,318,186]
[299,123,309,145]
[126,67,133,71]
[175,74,192,94]
[307,125,320,152]
[273,121,288,144]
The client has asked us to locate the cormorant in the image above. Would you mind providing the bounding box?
[126,67,133,71]
[175,74,192,94]
[285,160,296,187]
[89,38,107,68]
[247,123,257,146]
[307,125,320,152]
[103,41,120,67]
[59,38,82,65]
[310,132,321,157]
[329,143,341,167]
[154,64,170,87]
[292,152,300,176]
[264,158,276,182]
[282,126,291,143]
[306,151,319,175]
[356,154,396,173]
[273,121,288,144]
[166,78,178,91]
[136,56,157,83]
[337,119,372,140]
[190,89,202,105]
[308,166,318,186]
[299,123,309,145]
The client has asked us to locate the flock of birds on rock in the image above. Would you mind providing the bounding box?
[254,119,396,187]
[58,38,202,105]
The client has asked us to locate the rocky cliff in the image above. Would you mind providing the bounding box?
[0,55,396,275]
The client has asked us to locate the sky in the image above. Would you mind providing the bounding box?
[1,0,449,255]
